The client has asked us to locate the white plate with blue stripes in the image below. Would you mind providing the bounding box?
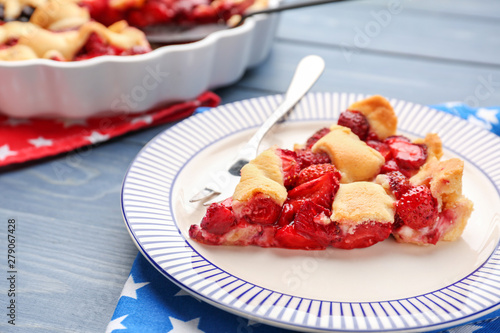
[121,92,500,332]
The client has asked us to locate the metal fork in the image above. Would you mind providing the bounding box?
[143,0,351,44]
[189,55,326,205]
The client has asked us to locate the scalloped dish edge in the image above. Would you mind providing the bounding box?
[0,2,279,118]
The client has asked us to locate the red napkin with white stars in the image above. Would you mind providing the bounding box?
[0,92,220,167]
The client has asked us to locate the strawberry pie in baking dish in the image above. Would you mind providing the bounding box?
[80,0,259,28]
[0,0,263,60]
[189,95,474,250]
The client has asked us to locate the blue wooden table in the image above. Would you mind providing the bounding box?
[1,0,500,331]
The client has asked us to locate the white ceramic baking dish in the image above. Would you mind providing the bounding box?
[0,0,279,119]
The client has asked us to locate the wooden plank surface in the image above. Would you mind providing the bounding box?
[1,0,499,332]
[277,0,500,65]
[236,41,500,106]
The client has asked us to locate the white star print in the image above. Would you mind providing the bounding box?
[0,144,17,161]
[467,114,492,130]
[169,317,204,333]
[447,323,483,333]
[443,101,462,108]
[120,275,149,300]
[105,314,128,333]
[84,131,110,144]
[28,136,53,147]
[238,316,261,327]
[58,118,88,128]
[131,115,153,125]
[476,107,499,124]
[3,118,30,126]
[174,289,201,302]
[247,319,260,326]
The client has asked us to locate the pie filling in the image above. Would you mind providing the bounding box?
[80,0,259,28]
[189,95,474,250]
[0,0,262,60]
[73,31,150,61]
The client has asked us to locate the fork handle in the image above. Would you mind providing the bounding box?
[190,55,325,203]
[237,55,325,161]
[237,0,352,26]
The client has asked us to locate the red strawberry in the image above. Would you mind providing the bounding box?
[235,196,282,225]
[380,159,401,174]
[277,199,304,227]
[293,200,336,247]
[332,221,392,249]
[387,139,428,171]
[305,127,330,149]
[297,164,341,185]
[385,171,412,199]
[337,110,370,140]
[395,185,438,230]
[295,149,331,169]
[288,172,339,208]
[76,32,118,59]
[191,4,218,22]
[275,148,300,188]
[366,132,381,141]
[366,140,392,161]
[274,224,326,250]
[385,135,411,144]
[200,201,236,235]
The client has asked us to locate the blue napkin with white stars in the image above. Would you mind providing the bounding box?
[107,103,500,333]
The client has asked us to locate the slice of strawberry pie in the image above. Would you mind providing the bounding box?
[189,95,474,250]
[189,146,342,249]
